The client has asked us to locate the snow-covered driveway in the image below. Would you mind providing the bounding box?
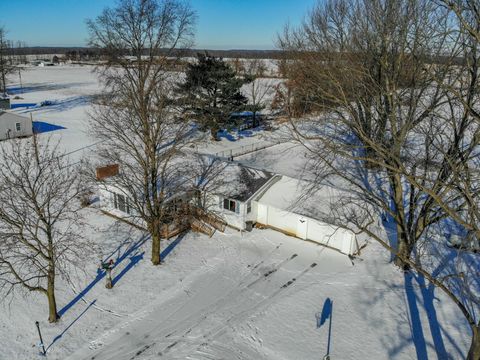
[69,232,340,360]
[67,221,469,360]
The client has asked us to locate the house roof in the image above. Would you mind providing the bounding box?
[256,175,345,219]
[0,110,31,123]
[213,162,274,202]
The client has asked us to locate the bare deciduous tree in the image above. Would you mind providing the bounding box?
[278,0,457,268]
[243,69,277,127]
[0,26,16,95]
[87,0,196,265]
[280,0,480,357]
[0,136,86,322]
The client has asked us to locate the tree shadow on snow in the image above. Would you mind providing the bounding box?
[217,130,237,142]
[6,82,90,95]
[58,234,149,317]
[46,300,97,353]
[355,235,468,359]
[58,231,187,317]
[160,231,187,259]
[41,95,97,112]
[112,231,187,286]
[388,246,466,359]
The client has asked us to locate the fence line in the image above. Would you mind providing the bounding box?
[213,141,278,159]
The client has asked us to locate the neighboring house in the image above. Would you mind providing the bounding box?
[29,60,54,67]
[0,111,33,141]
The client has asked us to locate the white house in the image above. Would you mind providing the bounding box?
[0,111,33,141]
[95,160,360,255]
[95,164,192,231]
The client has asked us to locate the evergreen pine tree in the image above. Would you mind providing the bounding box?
[177,53,251,140]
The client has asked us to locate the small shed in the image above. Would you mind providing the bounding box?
[0,111,33,141]
[0,94,10,110]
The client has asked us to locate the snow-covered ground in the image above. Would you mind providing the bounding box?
[0,207,469,360]
[0,65,471,359]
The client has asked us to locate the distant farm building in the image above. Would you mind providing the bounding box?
[0,111,33,141]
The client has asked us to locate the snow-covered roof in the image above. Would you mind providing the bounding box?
[0,110,31,123]
[256,175,344,219]
[212,162,274,202]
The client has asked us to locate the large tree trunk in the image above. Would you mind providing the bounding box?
[468,325,480,360]
[211,126,219,141]
[47,270,58,323]
[390,172,412,270]
[1,70,6,94]
[394,228,411,271]
[150,224,162,265]
[1,73,5,94]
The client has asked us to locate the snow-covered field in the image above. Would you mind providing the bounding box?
[0,66,471,359]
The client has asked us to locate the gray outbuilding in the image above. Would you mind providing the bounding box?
[0,111,33,141]
[0,95,10,110]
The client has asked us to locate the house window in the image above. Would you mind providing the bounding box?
[247,202,251,214]
[223,198,237,213]
[113,192,130,214]
[15,122,21,131]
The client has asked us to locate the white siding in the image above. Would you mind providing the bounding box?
[255,202,358,255]
[217,195,247,230]
[0,112,33,140]
[267,206,298,235]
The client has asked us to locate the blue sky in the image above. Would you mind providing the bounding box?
[0,0,317,49]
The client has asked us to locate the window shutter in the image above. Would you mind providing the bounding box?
[235,201,240,214]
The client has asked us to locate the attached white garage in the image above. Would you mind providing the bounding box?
[254,176,359,255]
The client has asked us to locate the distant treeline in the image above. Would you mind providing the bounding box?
[8,47,287,60]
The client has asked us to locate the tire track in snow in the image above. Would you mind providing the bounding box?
[82,248,295,359]
[103,253,302,359]
[157,262,318,358]
[162,252,298,341]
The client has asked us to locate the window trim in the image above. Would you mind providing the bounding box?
[113,192,130,214]
[223,198,237,213]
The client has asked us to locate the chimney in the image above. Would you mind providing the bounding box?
[96,164,119,180]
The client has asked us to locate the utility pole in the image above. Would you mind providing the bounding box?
[18,68,22,94]
[35,321,46,356]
